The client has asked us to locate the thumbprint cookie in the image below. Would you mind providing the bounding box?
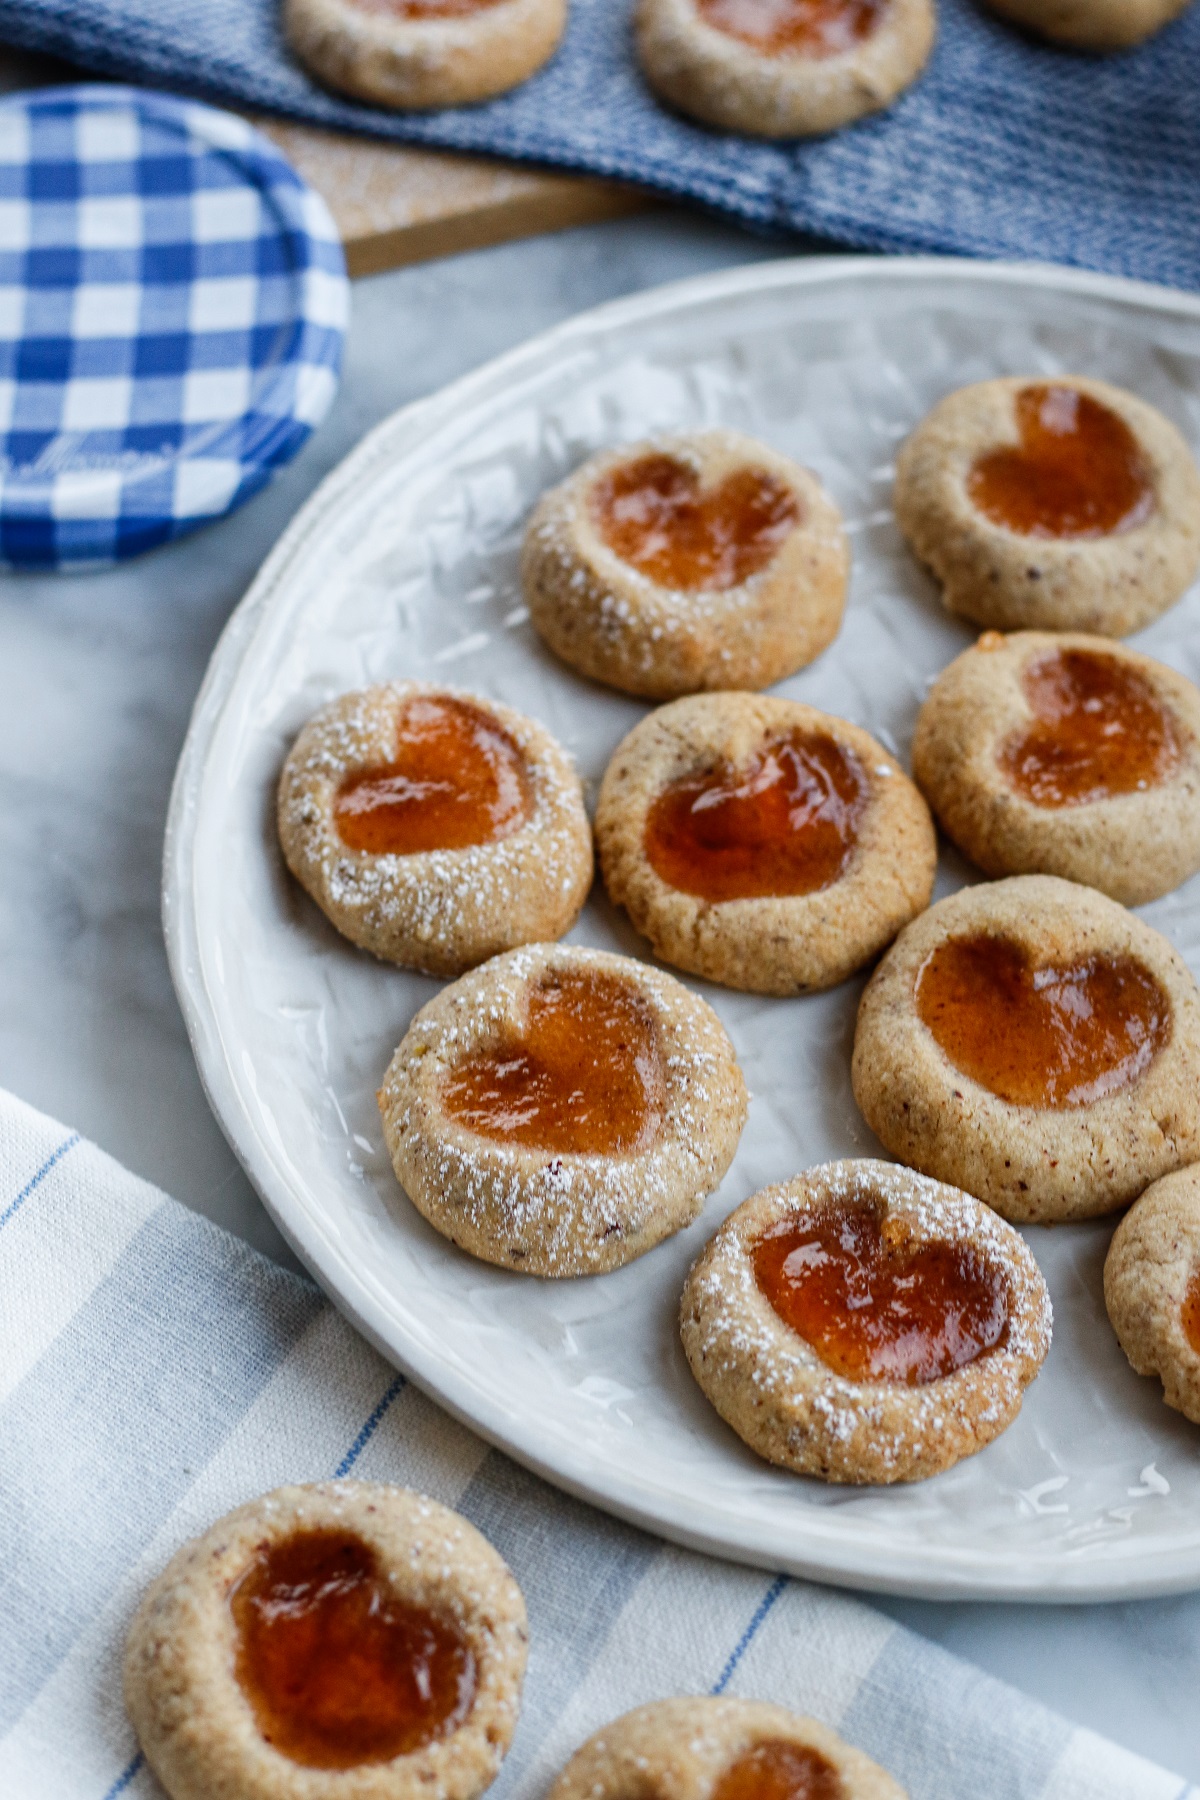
[277,683,592,978]
[635,0,935,139]
[1105,1164,1200,1426]
[680,1161,1051,1484]
[894,377,1200,635]
[378,943,747,1275]
[913,632,1200,906]
[548,1698,907,1800]
[522,430,848,700]
[595,692,936,994]
[985,0,1193,51]
[123,1481,527,1800]
[284,0,565,110]
[852,874,1200,1224]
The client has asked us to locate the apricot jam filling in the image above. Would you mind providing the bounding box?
[697,0,885,58]
[440,969,666,1155]
[1183,1269,1200,1357]
[915,933,1170,1109]
[591,453,800,592]
[711,1738,845,1800]
[752,1198,1009,1385]
[644,730,868,903]
[230,1529,475,1771]
[351,0,506,17]
[997,647,1180,809]
[333,695,531,856]
[966,385,1155,540]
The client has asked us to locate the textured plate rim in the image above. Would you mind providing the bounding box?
[164,253,1200,1602]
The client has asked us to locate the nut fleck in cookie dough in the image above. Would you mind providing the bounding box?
[894,377,1200,635]
[596,692,936,994]
[522,430,848,700]
[378,943,747,1275]
[680,1161,1051,1484]
[124,1481,528,1800]
[852,875,1200,1223]
[549,1697,907,1800]
[913,631,1200,906]
[1105,1165,1200,1426]
[284,0,565,109]
[635,0,935,139]
[984,0,1193,51]
[278,683,592,978]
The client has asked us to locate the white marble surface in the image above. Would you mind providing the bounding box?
[1,209,1198,1784]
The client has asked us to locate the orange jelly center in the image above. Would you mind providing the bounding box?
[1182,1270,1200,1356]
[697,0,885,56]
[998,647,1181,809]
[231,1530,475,1771]
[350,0,505,17]
[966,385,1155,540]
[644,730,867,903]
[752,1199,1009,1385]
[711,1739,845,1800]
[591,453,800,592]
[333,695,531,856]
[440,969,665,1155]
[915,934,1169,1109]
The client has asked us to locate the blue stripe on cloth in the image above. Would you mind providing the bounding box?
[0,1133,79,1232]
[334,1372,405,1477]
[839,1627,1070,1800]
[0,1199,321,1735]
[100,1751,142,1800]
[710,1574,788,1696]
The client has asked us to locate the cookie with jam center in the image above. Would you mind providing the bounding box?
[284,0,565,109]
[852,874,1200,1223]
[635,0,935,138]
[549,1697,907,1800]
[1105,1164,1200,1427]
[522,430,848,700]
[894,376,1200,635]
[596,692,936,994]
[123,1481,528,1800]
[277,682,592,978]
[378,943,747,1275]
[680,1159,1051,1484]
[984,0,1193,51]
[913,631,1200,905]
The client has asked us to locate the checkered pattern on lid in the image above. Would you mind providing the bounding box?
[0,85,348,568]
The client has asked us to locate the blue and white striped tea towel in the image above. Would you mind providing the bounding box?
[0,1085,1189,1800]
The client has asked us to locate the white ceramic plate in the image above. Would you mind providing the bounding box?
[164,256,1200,1601]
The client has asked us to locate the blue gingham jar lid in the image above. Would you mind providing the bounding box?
[0,85,349,569]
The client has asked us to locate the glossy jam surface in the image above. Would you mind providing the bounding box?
[230,1530,475,1770]
[644,730,867,903]
[711,1739,845,1800]
[591,453,800,592]
[1183,1269,1200,1357]
[440,969,665,1155]
[915,934,1169,1109]
[998,647,1181,809]
[334,696,531,856]
[966,385,1155,540]
[752,1199,1009,1385]
[351,0,506,17]
[697,0,885,57]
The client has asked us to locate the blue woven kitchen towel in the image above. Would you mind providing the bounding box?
[0,0,1198,289]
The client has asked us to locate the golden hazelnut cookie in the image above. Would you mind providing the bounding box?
[124,1481,528,1800]
[596,692,937,995]
[680,1160,1051,1484]
[1104,1164,1200,1426]
[852,874,1200,1224]
[378,942,747,1276]
[913,631,1200,906]
[283,0,565,109]
[984,0,1193,51]
[522,430,848,700]
[635,0,935,139]
[549,1697,907,1800]
[277,683,592,978]
[894,376,1200,635]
